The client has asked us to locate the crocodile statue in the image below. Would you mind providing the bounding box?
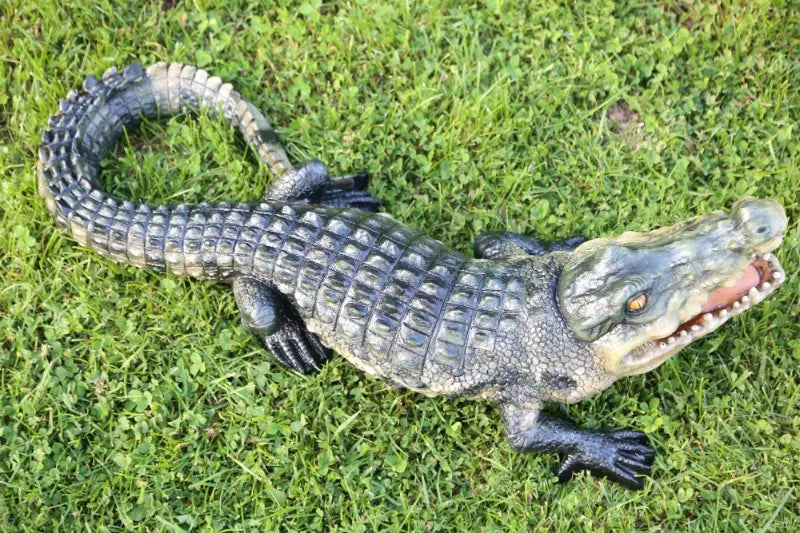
[37,62,788,489]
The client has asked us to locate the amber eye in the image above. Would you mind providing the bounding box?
[627,293,647,312]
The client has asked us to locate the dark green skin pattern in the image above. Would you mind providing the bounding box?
[39,63,788,490]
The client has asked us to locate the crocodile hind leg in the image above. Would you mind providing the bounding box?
[263,160,380,211]
[500,403,655,490]
[473,232,587,259]
[253,160,378,373]
[232,276,330,374]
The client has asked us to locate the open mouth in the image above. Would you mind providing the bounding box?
[625,253,785,365]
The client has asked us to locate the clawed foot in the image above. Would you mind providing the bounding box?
[263,321,331,375]
[318,172,381,211]
[556,430,655,490]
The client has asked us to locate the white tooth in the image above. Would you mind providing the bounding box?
[733,301,741,309]
[761,281,772,290]
[764,252,773,261]
[749,287,760,299]
[720,309,729,317]
[667,336,676,345]
[660,342,667,349]
[741,295,750,304]
[703,313,714,323]
[773,271,783,280]
[679,330,688,338]
[690,324,701,332]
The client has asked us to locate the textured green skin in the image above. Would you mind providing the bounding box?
[38,62,786,489]
[38,62,605,406]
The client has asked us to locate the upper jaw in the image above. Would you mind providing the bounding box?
[613,252,785,376]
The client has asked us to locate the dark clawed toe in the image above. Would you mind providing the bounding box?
[266,337,303,374]
[609,430,649,443]
[266,343,294,369]
[612,467,646,490]
[279,338,305,372]
[618,449,654,467]
[611,431,655,461]
[267,337,313,375]
[345,172,369,190]
[318,189,381,211]
[619,443,656,462]
[614,453,651,472]
[287,326,330,371]
[264,324,330,375]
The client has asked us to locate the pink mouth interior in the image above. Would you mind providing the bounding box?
[700,263,762,314]
[657,261,766,342]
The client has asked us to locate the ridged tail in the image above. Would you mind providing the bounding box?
[37,62,292,276]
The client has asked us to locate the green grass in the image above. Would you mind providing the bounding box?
[1,0,799,530]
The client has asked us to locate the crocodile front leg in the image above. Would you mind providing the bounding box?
[499,403,655,489]
[233,276,330,374]
[474,232,586,259]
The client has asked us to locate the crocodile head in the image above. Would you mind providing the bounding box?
[557,198,787,377]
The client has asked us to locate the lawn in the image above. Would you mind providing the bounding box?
[1,0,799,530]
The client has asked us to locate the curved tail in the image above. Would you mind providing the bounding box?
[37,62,292,275]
